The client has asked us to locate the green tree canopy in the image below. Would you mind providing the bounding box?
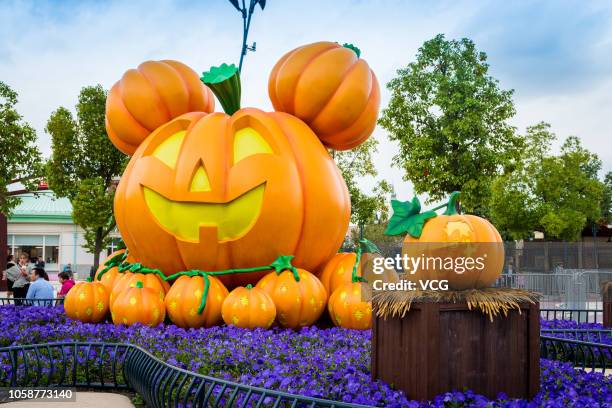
[332,138,392,228]
[0,81,42,215]
[490,123,605,241]
[379,34,522,215]
[46,85,127,269]
[601,171,612,226]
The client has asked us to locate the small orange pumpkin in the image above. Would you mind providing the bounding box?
[328,282,372,330]
[164,275,229,328]
[109,272,170,307]
[105,60,215,155]
[96,249,126,291]
[64,280,109,323]
[111,281,166,326]
[320,241,400,296]
[256,268,327,329]
[268,41,380,150]
[222,284,276,329]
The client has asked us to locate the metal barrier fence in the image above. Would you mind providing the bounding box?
[540,308,603,324]
[0,342,370,408]
[540,330,612,373]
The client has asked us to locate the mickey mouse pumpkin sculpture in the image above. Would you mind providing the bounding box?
[106,42,380,288]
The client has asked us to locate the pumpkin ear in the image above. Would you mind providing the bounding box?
[268,41,380,151]
[105,60,215,155]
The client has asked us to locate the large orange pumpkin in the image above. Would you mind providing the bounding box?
[164,275,229,328]
[221,284,276,329]
[114,109,350,287]
[109,271,170,307]
[64,280,109,323]
[105,60,215,155]
[268,41,380,150]
[111,281,166,326]
[397,193,504,290]
[328,282,372,330]
[96,249,126,291]
[256,268,327,329]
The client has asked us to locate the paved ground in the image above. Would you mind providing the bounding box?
[4,392,135,407]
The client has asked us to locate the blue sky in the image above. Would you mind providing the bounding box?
[1,0,611,199]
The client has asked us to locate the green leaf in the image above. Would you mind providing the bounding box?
[404,210,438,238]
[385,197,422,235]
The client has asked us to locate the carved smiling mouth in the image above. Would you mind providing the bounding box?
[142,184,265,242]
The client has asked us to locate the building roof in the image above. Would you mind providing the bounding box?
[9,190,73,224]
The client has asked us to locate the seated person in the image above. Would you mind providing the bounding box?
[57,271,75,299]
[26,267,54,306]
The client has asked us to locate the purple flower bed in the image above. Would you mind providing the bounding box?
[0,306,610,407]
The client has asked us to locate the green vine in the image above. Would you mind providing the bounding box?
[96,251,301,315]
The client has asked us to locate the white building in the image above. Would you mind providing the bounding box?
[7,190,121,279]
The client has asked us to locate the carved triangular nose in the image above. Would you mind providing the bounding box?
[190,163,211,192]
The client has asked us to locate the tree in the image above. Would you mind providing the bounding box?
[489,122,554,239]
[601,172,612,226]
[46,85,127,269]
[0,81,42,260]
[490,123,605,241]
[379,34,522,215]
[332,138,392,230]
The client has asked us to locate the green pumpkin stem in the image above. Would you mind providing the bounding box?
[135,281,144,289]
[443,191,461,215]
[342,43,361,58]
[201,63,241,115]
[246,284,253,289]
[86,277,92,283]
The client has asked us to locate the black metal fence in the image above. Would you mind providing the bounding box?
[0,298,64,306]
[541,329,612,372]
[0,342,371,408]
[540,308,603,324]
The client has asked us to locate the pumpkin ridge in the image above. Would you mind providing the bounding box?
[319,70,380,148]
[160,60,197,112]
[137,63,174,125]
[286,45,340,114]
[309,59,364,132]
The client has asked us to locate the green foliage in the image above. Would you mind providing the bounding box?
[332,138,392,226]
[490,123,605,241]
[46,85,127,267]
[601,172,612,225]
[0,81,42,215]
[379,34,522,215]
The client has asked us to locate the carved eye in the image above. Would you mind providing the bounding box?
[152,131,186,169]
[190,163,211,192]
[233,127,272,164]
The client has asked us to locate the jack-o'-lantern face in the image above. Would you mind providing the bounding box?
[114,109,350,287]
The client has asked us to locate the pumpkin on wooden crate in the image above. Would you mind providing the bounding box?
[64,279,109,323]
[256,268,327,329]
[387,192,504,290]
[222,284,276,329]
[268,41,380,150]
[164,275,229,328]
[111,281,166,326]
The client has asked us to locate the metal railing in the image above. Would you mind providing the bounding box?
[540,333,612,372]
[0,298,64,306]
[0,342,370,408]
[540,308,603,324]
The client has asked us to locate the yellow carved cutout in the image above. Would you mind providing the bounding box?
[152,131,186,169]
[190,165,211,192]
[143,184,265,242]
[233,127,272,164]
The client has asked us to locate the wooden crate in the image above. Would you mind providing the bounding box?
[603,281,612,328]
[371,301,540,400]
